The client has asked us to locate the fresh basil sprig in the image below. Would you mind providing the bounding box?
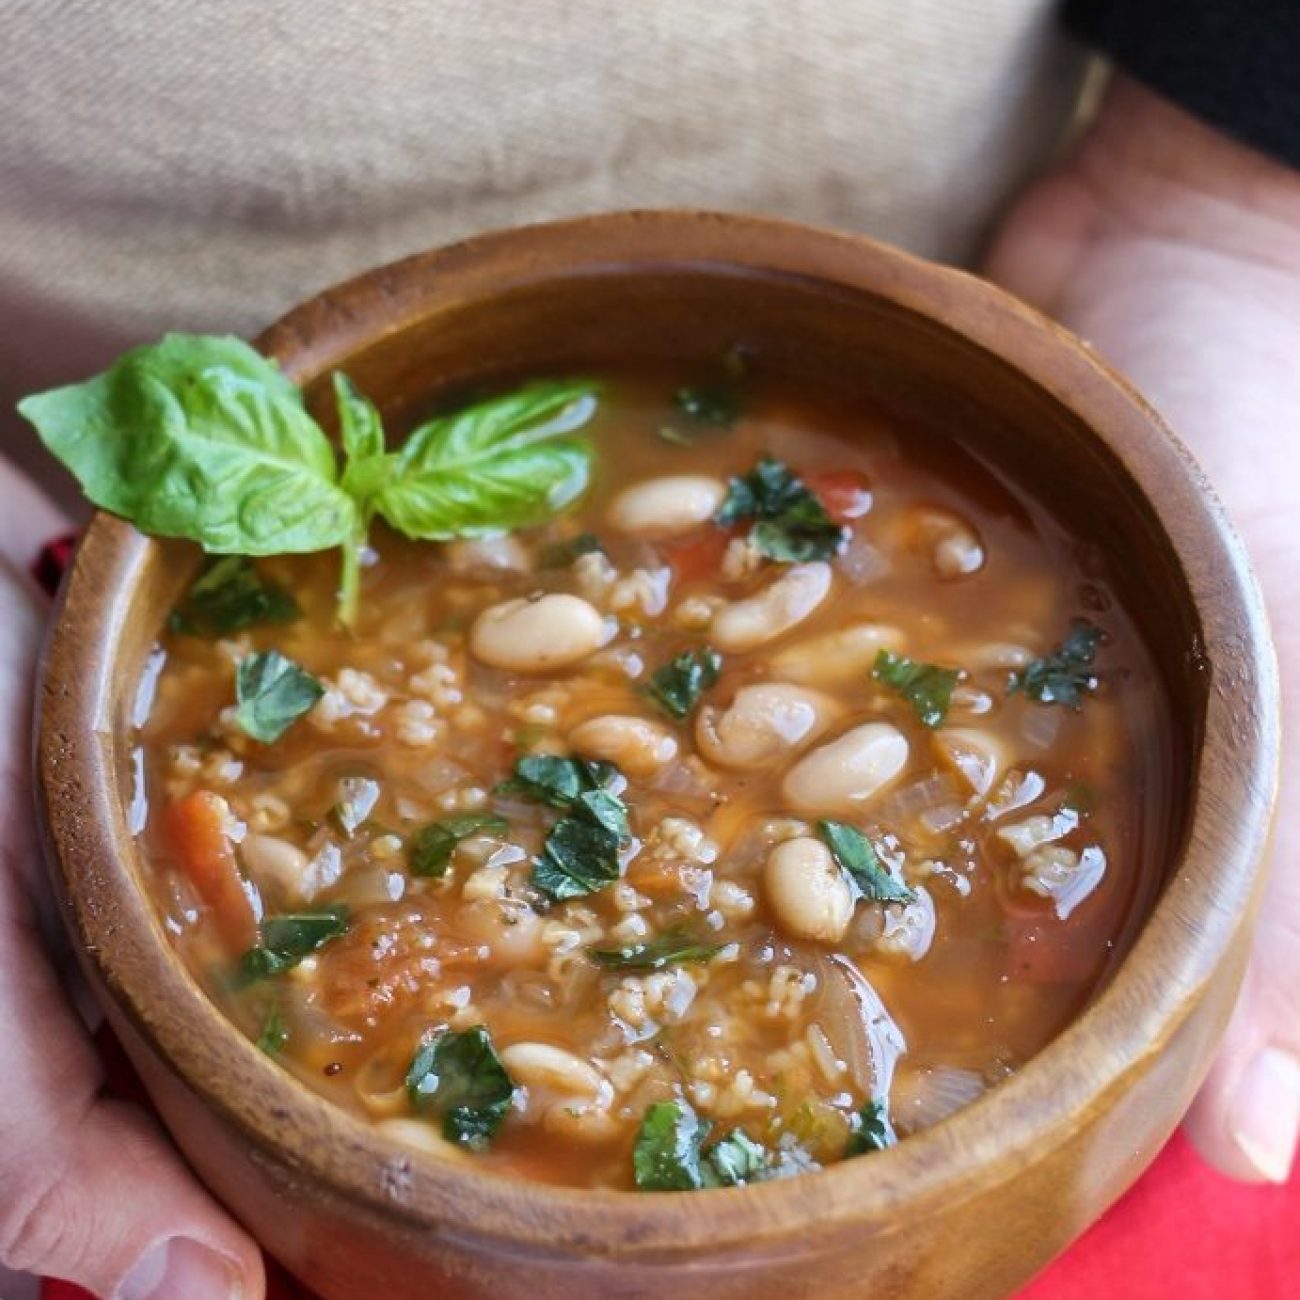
[17,334,599,625]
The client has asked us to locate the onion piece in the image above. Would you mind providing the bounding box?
[814,955,906,1098]
[892,1065,986,1130]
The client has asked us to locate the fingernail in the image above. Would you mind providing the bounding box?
[118,1236,243,1300]
[1230,1047,1300,1184]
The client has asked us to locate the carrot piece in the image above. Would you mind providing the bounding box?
[165,789,258,953]
[800,469,872,523]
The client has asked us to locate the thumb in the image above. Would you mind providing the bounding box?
[1182,753,1300,1185]
[0,562,265,1299]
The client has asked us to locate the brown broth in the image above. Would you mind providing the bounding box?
[133,368,1174,1189]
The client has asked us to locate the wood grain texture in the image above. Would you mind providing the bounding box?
[34,212,1279,1299]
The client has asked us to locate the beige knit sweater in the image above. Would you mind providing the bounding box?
[1,1,1085,500]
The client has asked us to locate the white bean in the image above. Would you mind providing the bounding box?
[769,622,906,686]
[445,534,533,574]
[696,683,840,770]
[607,475,728,538]
[240,833,310,899]
[470,593,606,672]
[568,714,678,776]
[931,727,1007,797]
[376,1118,475,1162]
[455,899,546,966]
[500,1042,606,1099]
[710,562,832,653]
[906,507,984,579]
[764,836,854,944]
[782,721,909,814]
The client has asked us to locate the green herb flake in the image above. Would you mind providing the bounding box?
[872,649,960,729]
[634,1100,710,1191]
[406,1026,515,1150]
[1008,621,1104,708]
[498,754,620,808]
[716,457,845,563]
[256,1003,288,1056]
[705,1130,768,1186]
[409,812,509,879]
[235,650,324,743]
[587,926,726,971]
[175,555,300,635]
[240,906,349,983]
[675,384,740,428]
[331,775,381,837]
[817,820,916,905]
[646,646,722,720]
[533,816,622,902]
[539,532,604,568]
[845,1098,898,1157]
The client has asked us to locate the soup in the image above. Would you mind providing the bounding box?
[132,366,1173,1190]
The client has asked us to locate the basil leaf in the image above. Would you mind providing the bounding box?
[499,755,620,809]
[539,532,604,568]
[705,1130,767,1186]
[675,384,739,428]
[817,820,916,905]
[646,646,721,720]
[845,1098,897,1156]
[873,649,960,729]
[406,1027,514,1150]
[18,334,358,555]
[634,1101,711,1191]
[533,816,622,902]
[334,372,394,506]
[235,650,324,743]
[409,812,509,878]
[173,555,300,636]
[374,381,597,541]
[331,775,381,837]
[716,457,844,562]
[241,906,349,982]
[588,926,725,971]
[1008,621,1103,708]
[256,1003,288,1056]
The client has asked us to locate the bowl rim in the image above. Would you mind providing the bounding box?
[37,209,1279,1260]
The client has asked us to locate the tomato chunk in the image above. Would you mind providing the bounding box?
[165,789,258,952]
[661,525,735,584]
[801,469,872,523]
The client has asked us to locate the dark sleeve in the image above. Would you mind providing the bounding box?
[1063,0,1300,170]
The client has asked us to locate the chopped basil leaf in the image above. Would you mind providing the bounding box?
[646,646,722,720]
[845,1098,897,1156]
[534,816,622,902]
[175,555,300,635]
[331,775,381,837]
[873,649,960,729]
[499,754,620,808]
[406,1026,514,1150]
[1008,621,1103,708]
[409,812,509,878]
[587,926,725,971]
[716,457,845,562]
[235,650,324,743]
[256,1003,288,1056]
[241,906,349,982]
[634,1100,710,1190]
[539,532,604,568]
[501,755,630,901]
[817,820,917,905]
[675,384,739,428]
[705,1130,768,1186]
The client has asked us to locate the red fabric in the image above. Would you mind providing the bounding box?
[32,535,1297,1298]
[39,1025,1299,1300]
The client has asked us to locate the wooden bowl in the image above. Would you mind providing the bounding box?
[36,211,1279,1299]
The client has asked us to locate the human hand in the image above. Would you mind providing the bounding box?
[987,78,1300,1185]
[0,459,264,1298]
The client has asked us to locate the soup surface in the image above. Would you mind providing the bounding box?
[133,367,1173,1190]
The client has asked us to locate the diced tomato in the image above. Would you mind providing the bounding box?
[801,469,872,523]
[660,525,735,584]
[165,789,258,952]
